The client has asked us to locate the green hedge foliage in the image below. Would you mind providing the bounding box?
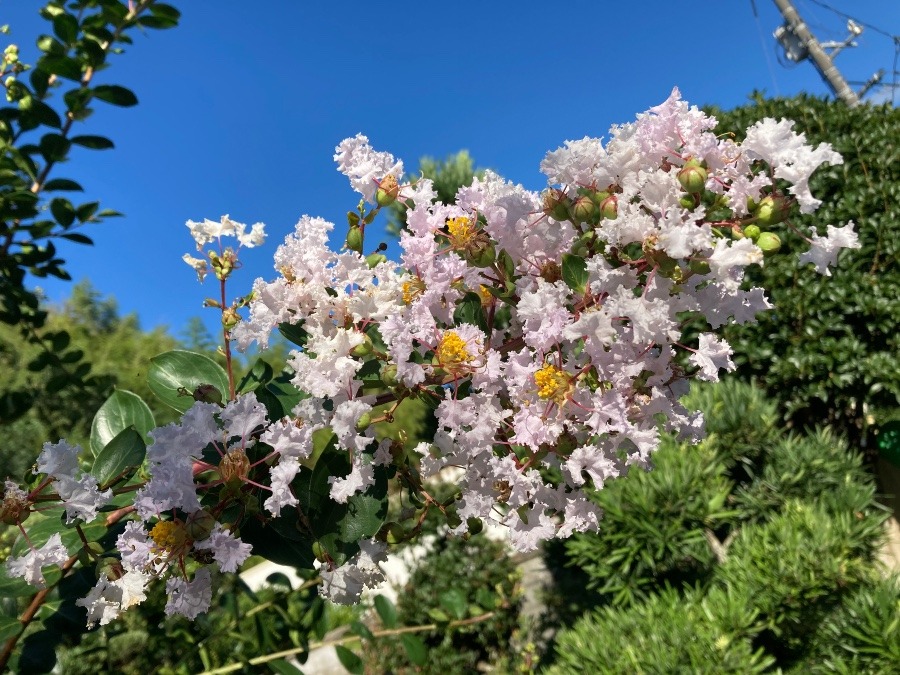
[707,95,900,442]
[551,379,896,672]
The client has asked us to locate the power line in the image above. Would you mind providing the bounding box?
[804,0,899,41]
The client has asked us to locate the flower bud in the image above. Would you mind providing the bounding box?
[345,225,363,253]
[466,517,484,535]
[754,195,790,226]
[222,307,240,330]
[677,161,708,194]
[381,363,399,388]
[599,194,618,220]
[679,195,697,210]
[542,189,571,221]
[365,252,387,268]
[756,231,781,255]
[350,335,373,357]
[355,412,372,433]
[689,259,711,275]
[468,240,496,268]
[185,510,217,541]
[445,506,462,530]
[382,522,406,545]
[743,224,761,241]
[1,482,29,525]
[569,196,597,224]
[312,541,328,563]
[375,174,400,207]
[219,448,250,483]
[192,383,223,405]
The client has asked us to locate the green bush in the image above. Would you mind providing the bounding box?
[706,95,900,443]
[367,534,522,674]
[548,380,893,672]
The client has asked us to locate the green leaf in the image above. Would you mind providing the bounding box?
[334,646,363,675]
[150,4,182,21]
[40,55,82,81]
[36,34,65,55]
[439,588,467,620]
[70,135,114,150]
[562,253,589,294]
[237,358,274,394]
[43,178,83,191]
[91,427,146,486]
[278,322,309,347]
[452,291,488,333]
[349,620,374,640]
[39,133,71,162]
[0,616,22,643]
[59,232,92,245]
[89,389,155,457]
[52,13,78,44]
[50,197,75,227]
[91,84,137,107]
[374,594,397,628]
[148,350,229,413]
[267,660,305,675]
[400,634,428,666]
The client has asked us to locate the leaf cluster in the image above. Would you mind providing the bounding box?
[707,94,900,445]
[549,379,896,672]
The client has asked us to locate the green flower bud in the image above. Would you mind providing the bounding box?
[345,225,363,253]
[350,335,374,357]
[383,522,406,545]
[756,231,781,255]
[569,196,597,224]
[445,507,462,530]
[355,412,372,433]
[375,174,400,207]
[466,517,484,535]
[192,383,223,405]
[743,224,761,241]
[365,252,387,268]
[468,240,496,268]
[381,363,399,388]
[599,194,618,220]
[754,195,790,226]
[542,188,571,222]
[679,195,697,210]
[185,510,217,541]
[222,307,240,329]
[677,163,708,194]
[312,541,328,563]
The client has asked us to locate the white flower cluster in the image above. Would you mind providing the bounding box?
[6,89,859,621]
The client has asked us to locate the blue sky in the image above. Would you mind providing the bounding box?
[2,0,898,343]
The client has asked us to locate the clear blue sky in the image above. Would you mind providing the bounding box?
[2,0,898,342]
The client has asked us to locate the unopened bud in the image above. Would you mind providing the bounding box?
[542,188,571,221]
[754,195,790,226]
[468,240,496,268]
[219,448,250,483]
[743,224,761,241]
[756,231,781,255]
[569,196,597,224]
[185,510,217,541]
[1,482,30,525]
[193,383,223,405]
[375,174,400,207]
[312,541,328,563]
[365,252,387,268]
[381,364,399,388]
[677,162,708,194]
[466,517,483,535]
[599,194,618,220]
[355,412,372,433]
[345,225,363,253]
[222,307,240,329]
[350,335,373,357]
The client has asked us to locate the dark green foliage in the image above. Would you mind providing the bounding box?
[564,436,734,605]
[546,587,774,674]
[368,535,521,674]
[549,379,893,672]
[707,95,900,442]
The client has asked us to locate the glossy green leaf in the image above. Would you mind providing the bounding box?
[453,291,488,333]
[43,178,83,191]
[401,634,428,666]
[90,389,155,457]
[71,135,114,150]
[334,646,363,675]
[268,660,305,675]
[374,594,397,628]
[148,350,229,413]
[52,13,78,44]
[40,54,82,80]
[278,322,309,347]
[0,616,21,643]
[91,84,137,107]
[562,253,589,294]
[50,197,75,227]
[91,427,146,486]
[237,358,274,394]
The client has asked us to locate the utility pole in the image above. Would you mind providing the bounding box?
[772,0,860,107]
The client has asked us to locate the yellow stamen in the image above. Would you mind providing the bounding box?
[149,520,186,552]
[477,284,494,306]
[446,216,477,249]
[402,277,426,304]
[535,364,570,403]
[436,331,472,368]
